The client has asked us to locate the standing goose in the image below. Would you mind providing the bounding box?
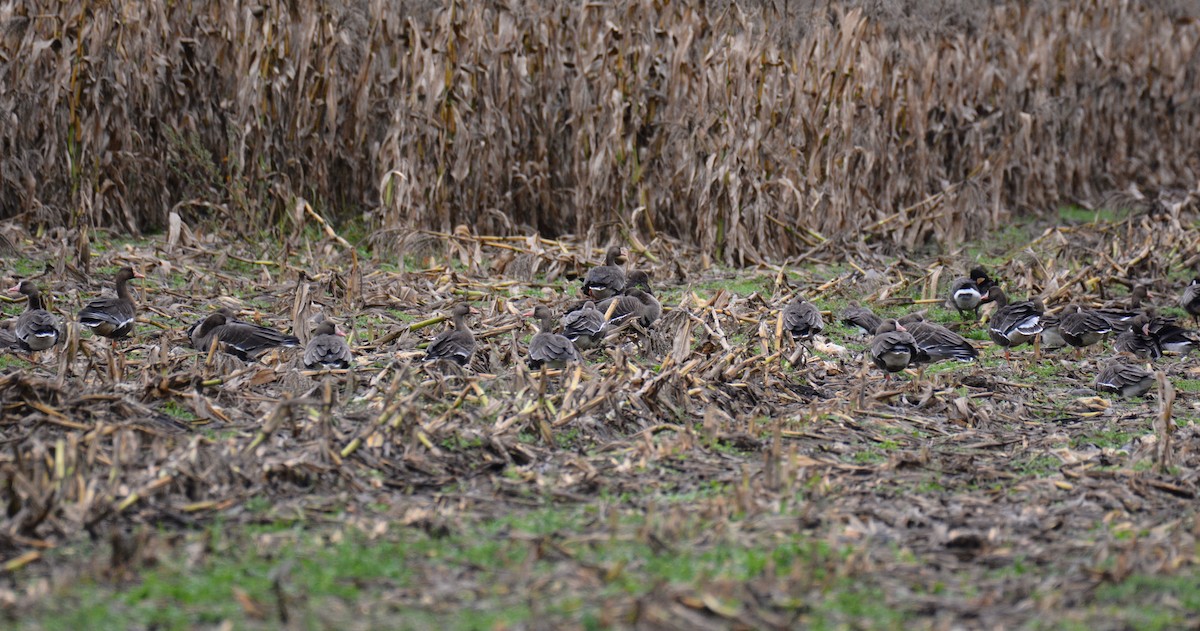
[78,267,144,341]
[897,313,978,362]
[1094,358,1155,398]
[424,303,478,366]
[304,318,352,369]
[782,296,824,342]
[1181,278,1200,326]
[984,287,1044,360]
[526,305,581,369]
[581,246,626,300]
[7,281,62,352]
[561,301,606,350]
[190,307,302,360]
[841,302,883,337]
[870,319,923,381]
[946,267,994,321]
[1113,313,1162,360]
[1058,304,1114,356]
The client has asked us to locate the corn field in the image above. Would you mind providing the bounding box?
[2,0,1198,262]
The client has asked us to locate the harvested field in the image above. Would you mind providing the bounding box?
[2,202,1200,628]
[4,0,1200,628]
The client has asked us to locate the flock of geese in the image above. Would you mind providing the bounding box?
[0,247,664,373]
[3,251,1200,399]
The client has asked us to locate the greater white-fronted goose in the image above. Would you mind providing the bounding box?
[598,288,659,328]
[623,270,653,293]
[782,296,824,341]
[897,313,978,362]
[623,271,662,325]
[984,287,1044,360]
[527,305,581,369]
[1113,313,1161,360]
[1094,358,1154,398]
[581,246,626,300]
[1145,308,1198,356]
[1093,287,1146,332]
[190,307,302,360]
[1038,314,1067,349]
[424,303,478,366]
[561,301,605,349]
[840,302,882,336]
[1181,278,1200,326]
[304,318,352,369]
[946,267,995,321]
[870,319,922,381]
[78,267,143,340]
[1058,304,1114,355]
[7,281,61,352]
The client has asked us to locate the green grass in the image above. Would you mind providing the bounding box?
[1058,205,1128,225]
[160,400,197,422]
[1076,572,1200,630]
[20,508,917,630]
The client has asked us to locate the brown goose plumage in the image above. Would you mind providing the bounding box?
[782,296,824,341]
[1094,358,1154,398]
[190,307,302,360]
[1181,278,1200,326]
[527,305,581,369]
[78,267,143,339]
[424,303,477,366]
[897,313,977,362]
[561,301,605,349]
[870,319,923,380]
[985,287,1044,360]
[305,319,352,369]
[581,246,626,300]
[598,288,660,328]
[8,281,61,352]
[841,302,882,336]
[1113,313,1161,360]
[1058,304,1114,353]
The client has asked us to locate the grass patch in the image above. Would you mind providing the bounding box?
[19,508,918,630]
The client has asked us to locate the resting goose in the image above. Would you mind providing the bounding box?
[870,319,923,381]
[304,318,352,369]
[78,267,143,341]
[1094,358,1154,398]
[782,296,824,341]
[561,301,606,349]
[984,287,1044,360]
[424,303,478,366]
[190,308,302,361]
[581,246,626,301]
[897,313,978,362]
[527,305,581,369]
[8,281,61,352]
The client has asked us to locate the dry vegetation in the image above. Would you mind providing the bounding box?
[0,202,1199,627]
[4,0,1200,628]
[3,0,1199,262]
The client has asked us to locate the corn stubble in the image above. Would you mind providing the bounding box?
[2,1,1197,261]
